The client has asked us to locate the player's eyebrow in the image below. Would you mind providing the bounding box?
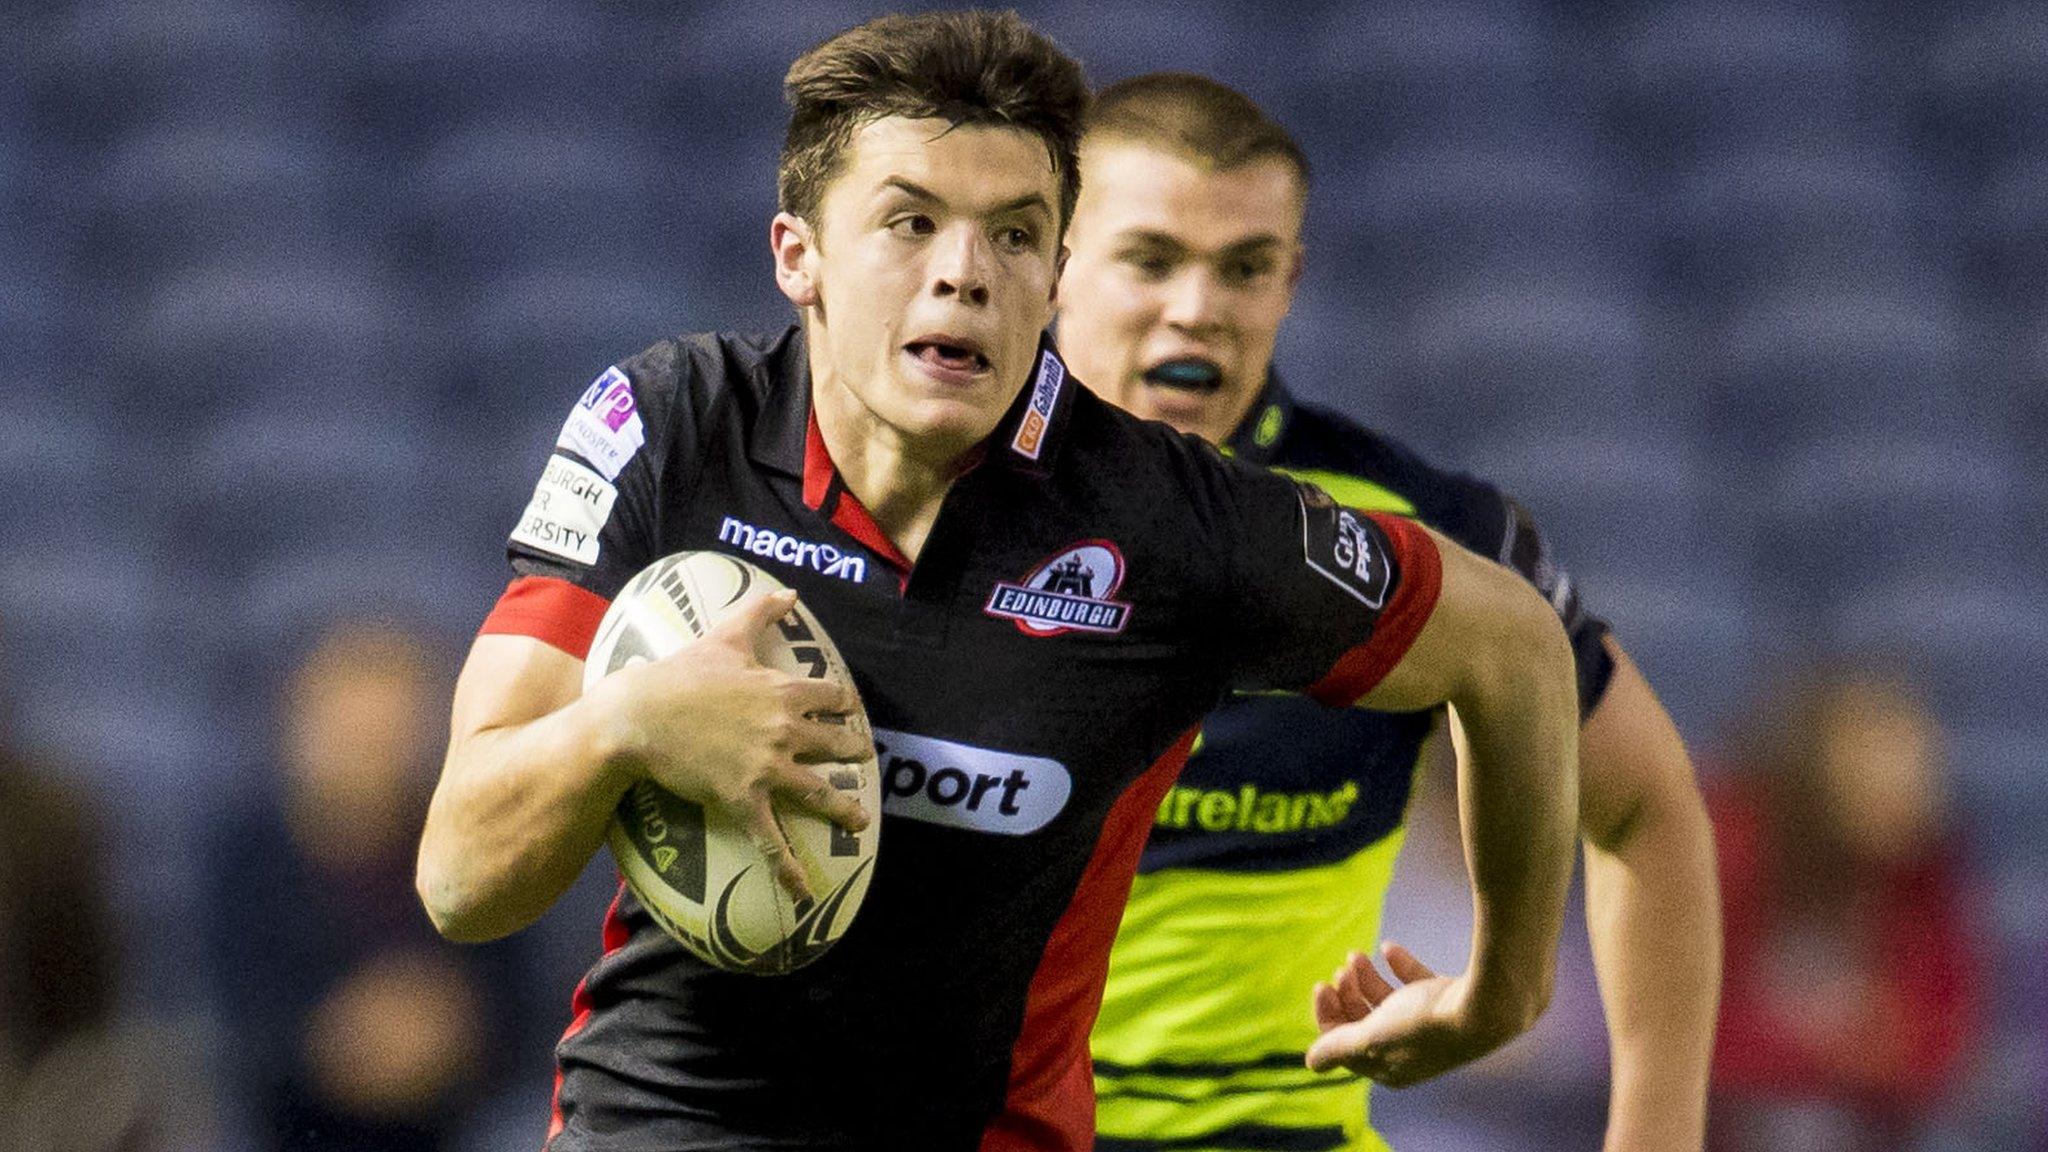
[1113,228,1189,252]
[1115,228,1287,257]
[879,177,941,205]
[1218,235,1288,258]
[990,191,1054,219]
[879,177,1050,219]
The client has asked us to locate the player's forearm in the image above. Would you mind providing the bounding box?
[1586,792,1719,1151]
[418,695,633,943]
[1449,641,1579,1034]
[1353,533,1579,1033]
[1576,643,1719,1151]
[1424,547,1580,1035]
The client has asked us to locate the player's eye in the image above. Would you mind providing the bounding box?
[890,214,937,237]
[1121,252,1174,280]
[996,225,1037,253]
[1223,257,1274,286]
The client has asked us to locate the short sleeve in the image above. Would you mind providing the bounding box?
[1376,438,1613,717]
[1491,495,1615,719]
[1213,456,1444,705]
[478,343,685,658]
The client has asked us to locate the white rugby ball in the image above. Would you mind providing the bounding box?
[582,550,880,974]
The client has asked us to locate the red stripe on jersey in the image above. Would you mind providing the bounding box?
[1307,512,1444,707]
[802,405,835,511]
[479,575,612,660]
[828,494,912,579]
[979,727,1199,1152]
[804,408,914,580]
[544,879,632,1149]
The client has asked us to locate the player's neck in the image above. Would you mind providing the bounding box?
[810,376,970,567]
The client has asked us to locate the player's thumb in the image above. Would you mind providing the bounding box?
[1304,1018,1381,1075]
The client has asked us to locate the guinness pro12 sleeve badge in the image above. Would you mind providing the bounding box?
[1298,487,1397,609]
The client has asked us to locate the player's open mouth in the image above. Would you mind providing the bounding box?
[905,338,991,375]
[1142,357,1223,394]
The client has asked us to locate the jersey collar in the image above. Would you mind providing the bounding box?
[1223,370,1299,466]
[748,325,816,481]
[988,332,1078,478]
[749,326,1079,485]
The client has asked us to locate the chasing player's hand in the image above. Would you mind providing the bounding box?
[588,588,873,902]
[1304,942,1524,1087]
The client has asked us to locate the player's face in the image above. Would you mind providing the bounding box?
[778,116,1064,461]
[1058,143,1304,446]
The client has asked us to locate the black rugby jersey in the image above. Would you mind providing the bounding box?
[477,329,1443,1152]
[1138,375,1614,877]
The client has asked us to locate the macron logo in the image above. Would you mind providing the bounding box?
[718,517,868,583]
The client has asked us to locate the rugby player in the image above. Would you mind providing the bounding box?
[415,15,1585,1151]
[1057,74,1721,1152]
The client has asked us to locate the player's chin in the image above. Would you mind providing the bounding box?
[888,393,1007,450]
[1133,383,1224,432]
[889,370,1006,422]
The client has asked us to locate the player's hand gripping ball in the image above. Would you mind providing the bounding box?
[583,551,881,974]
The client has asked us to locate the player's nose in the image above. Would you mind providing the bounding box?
[1161,268,1223,332]
[930,226,992,308]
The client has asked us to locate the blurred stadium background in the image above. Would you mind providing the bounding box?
[1,0,2042,1149]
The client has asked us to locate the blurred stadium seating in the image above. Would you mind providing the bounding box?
[4,1,2040,1148]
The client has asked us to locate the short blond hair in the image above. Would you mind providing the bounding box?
[1084,72,1309,191]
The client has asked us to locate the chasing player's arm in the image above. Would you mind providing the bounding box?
[1578,639,1719,1152]
[1307,525,1580,1084]
[417,591,870,944]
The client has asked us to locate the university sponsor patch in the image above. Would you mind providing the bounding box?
[984,539,1132,636]
[1009,349,1065,461]
[557,366,646,481]
[1299,489,1397,609]
[511,454,617,565]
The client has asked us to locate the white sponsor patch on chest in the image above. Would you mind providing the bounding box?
[511,454,617,565]
[872,729,1071,835]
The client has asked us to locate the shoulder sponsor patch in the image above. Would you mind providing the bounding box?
[1009,349,1065,461]
[1299,488,1397,609]
[557,366,646,481]
[511,454,617,565]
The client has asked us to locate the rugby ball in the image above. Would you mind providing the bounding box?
[582,551,880,974]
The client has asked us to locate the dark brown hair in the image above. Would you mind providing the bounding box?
[1085,72,1309,192]
[779,10,1089,234]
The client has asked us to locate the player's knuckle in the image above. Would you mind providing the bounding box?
[712,778,749,809]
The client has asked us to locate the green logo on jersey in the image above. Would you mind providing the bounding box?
[1155,780,1359,834]
[1254,404,1284,448]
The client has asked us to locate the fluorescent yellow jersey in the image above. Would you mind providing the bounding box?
[1092,378,1614,1152]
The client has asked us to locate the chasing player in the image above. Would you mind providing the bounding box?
[1056,74,1721,1152]
[417,15,1584,1150]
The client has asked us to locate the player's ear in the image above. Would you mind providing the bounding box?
[1285,240,1306,292]
[772,212,820,308]
[1051,242,1070,305]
